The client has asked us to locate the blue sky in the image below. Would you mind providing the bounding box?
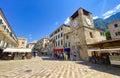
[0,0,120,43]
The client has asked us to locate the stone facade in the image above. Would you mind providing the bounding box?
[64,32,71,49]
[27,41,36,49]
[34,37,49,52]
[70,8,106,60]
[0,9,18,48]
[108,20,120,39]
[49,24,70,53]
[17,37,27,48]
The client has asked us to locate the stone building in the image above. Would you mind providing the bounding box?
[34,37,49,53]
[64,31,71,58]
[27,41,36,49]
[70,8,106,60]
[108,20,120,39]
[49,24,70,53]
[0,8,18,49]
[17,37,27,48]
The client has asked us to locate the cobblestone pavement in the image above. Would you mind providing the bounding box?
[0,56,120,78]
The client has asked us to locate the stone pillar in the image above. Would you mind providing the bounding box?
[79,45,89,61]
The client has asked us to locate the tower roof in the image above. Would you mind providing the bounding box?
[71,7,92,18]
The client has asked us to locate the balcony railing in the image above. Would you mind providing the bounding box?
[0,24,18,47]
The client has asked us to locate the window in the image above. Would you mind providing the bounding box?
[65,43,67,47]
[61,40,63,46]
[58,41,60,46]
[56,36,57,39]
[56,42,57,47]
[58,34,60,38]
[61,33,63,37]
[115,32,118,36]
[10,32,12,37]
[6,29,9,33]
[55,31,57,34]
[68,42,70,47]
[0,19,3,24]
[115,32,120,36]
[100,32,105,36]
[4,26,6,30]
[89,32,93,38]
[22,42,24,44]
[66,35,69,39]
[61,27,63,30]
[114,24,118,28]
[118,32,120,35]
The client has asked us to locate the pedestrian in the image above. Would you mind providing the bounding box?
[74,52,77,61]
[33,52,37,57]
[57,52,60,59]
[65,53,68,61]
[60,52,63,60]
[22,53,25,60]
[35,52,38,57]
[70,53,73,61]
[63,52,66,60]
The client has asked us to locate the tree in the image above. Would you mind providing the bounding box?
[105,30,111,40]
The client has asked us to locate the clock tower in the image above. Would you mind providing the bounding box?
[70,8,97,60]
[70,7,94,28]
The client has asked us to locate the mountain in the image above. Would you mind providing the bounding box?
[94,12,120,30]
[94,18,107,29]
[105,12,120,23]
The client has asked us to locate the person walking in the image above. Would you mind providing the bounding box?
[33,52,37,57]
[22,53,25,60]
[70,53,73,61]
[63,52,66,60]
[74,52,77,61]
[35,52,38,57]
[65,53,68,61]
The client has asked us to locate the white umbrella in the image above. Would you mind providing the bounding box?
[3,48,32,53]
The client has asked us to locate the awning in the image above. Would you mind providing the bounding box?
[88,48,120,53]
[54,48,63,52]
[3,48,32,53]
[64,48,70,52]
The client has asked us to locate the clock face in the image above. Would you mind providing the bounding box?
[72,20,78,27]
[85,17,92,25]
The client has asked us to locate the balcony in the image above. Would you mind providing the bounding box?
[0,24,18,47]
[0,24,4,32]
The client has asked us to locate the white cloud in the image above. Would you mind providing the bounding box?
[93,16,99,19]
[115,4,120,10]
[30,40,37,43]
[103,15,111,19]
[103,10,116,17]
[64,17,70,25]
[103,4,120,19]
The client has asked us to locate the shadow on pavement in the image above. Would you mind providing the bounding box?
[41,57,56,61]
[37,54,58,61]
[75,61,120,76]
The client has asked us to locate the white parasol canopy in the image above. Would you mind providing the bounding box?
[3,48,32,53]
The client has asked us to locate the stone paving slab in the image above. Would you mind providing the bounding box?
[0,56,120,78]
